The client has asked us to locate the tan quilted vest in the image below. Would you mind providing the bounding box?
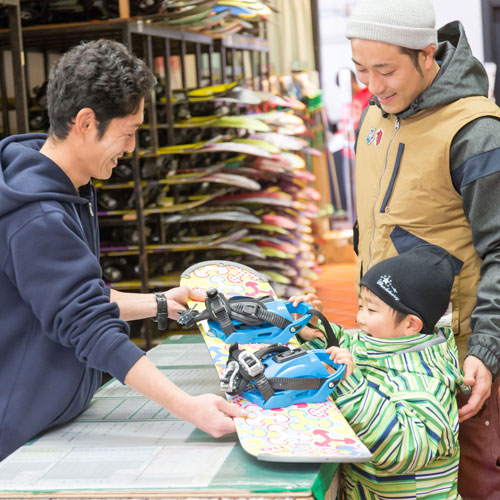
[356,96,500,336]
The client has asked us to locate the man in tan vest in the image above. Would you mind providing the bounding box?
[346,0,500,498]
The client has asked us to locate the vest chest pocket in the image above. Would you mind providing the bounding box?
[379,143,405,213]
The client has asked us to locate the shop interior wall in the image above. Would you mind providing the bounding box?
[266,0,316,75]
[319,0,484,125]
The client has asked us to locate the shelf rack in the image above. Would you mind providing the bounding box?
[0,15,270,133]
[0,0,28,133]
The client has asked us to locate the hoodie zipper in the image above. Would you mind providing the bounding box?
[367,118,400,269]
[87,200,97,256]
[71,201,97,256]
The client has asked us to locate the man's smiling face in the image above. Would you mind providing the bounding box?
[351,39,431,114]
[86,100,144,181]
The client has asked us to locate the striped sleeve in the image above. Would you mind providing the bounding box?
[332,370,457,474]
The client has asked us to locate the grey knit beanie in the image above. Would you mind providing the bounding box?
[346,0,438,49]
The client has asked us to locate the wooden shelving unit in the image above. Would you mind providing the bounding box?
[0,0,28,133]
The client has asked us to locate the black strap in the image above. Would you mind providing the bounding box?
[253,372,275,401]
[254,343,290,359]
[179,290,290,337]
[267,377,327,390]
[306,309,339,348]
[230,302,291,329]
[153,292,168,330]
[227,343,276,400]
[205,288,235,335]
[225,343,332,402]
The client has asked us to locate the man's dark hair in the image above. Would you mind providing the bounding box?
[399,47,423,76]
[46,39,156,140]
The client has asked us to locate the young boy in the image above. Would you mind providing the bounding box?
[291,244,468,499]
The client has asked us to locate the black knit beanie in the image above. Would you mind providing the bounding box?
[359,244,455,334]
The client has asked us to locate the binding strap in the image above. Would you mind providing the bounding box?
[229,300,290,330]
[221,343,330,402]
[178,288,291,337]
[204,288,235,334]
[305,309,339,348]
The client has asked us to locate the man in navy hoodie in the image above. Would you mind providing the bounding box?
[0,39,242,460]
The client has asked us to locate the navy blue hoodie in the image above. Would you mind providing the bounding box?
[0,134,145,459]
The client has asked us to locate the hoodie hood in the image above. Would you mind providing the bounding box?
[373,21,489,120]
[0,133,85,217]
[348,327,467,391]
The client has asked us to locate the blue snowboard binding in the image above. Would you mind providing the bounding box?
[220,343,346,409]
[177,288,338,345]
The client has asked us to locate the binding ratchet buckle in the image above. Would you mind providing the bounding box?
[219,343,346,409]
[177,288,339,346]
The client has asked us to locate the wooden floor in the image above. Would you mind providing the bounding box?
[313,262,358,329]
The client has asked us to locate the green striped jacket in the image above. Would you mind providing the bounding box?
[306,326,467,499]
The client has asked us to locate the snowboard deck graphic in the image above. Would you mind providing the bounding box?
[180,260,373,463]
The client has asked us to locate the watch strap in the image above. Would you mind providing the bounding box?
[153,292,168,330]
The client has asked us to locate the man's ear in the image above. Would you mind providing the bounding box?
[406,314,423,335]
[420,43,437,70]
[73,108,96,136]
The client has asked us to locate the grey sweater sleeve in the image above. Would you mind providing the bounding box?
[451,117,500,376]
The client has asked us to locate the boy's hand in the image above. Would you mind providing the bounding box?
[326,346,354,379]
[289,293,325,341]
[296,325,325,341]
[289,293,324,326]
[289,293,323,312]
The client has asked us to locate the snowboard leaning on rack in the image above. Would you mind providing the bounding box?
[180,260,372,463]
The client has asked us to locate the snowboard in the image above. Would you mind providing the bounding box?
[179,260,373,463]
[100,228,263,256]
[96,168,261,192]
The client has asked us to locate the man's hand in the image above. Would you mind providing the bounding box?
[186,394,244,438]
[164,286,205,320]
[125,356,244,438]
[458,355,492,422]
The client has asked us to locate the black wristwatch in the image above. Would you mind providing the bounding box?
[153,292,168,330]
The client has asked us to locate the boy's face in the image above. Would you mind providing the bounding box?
[356,287,409,338]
